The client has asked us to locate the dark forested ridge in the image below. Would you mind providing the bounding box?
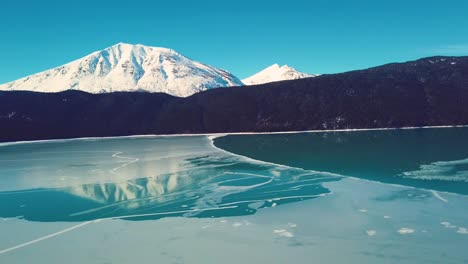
[1,56,468,142]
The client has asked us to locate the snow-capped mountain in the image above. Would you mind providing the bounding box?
[0,43,244,97]
[242,64,317,85]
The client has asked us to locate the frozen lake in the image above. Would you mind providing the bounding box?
[0,128,467,263]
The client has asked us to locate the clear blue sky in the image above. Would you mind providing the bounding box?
[1,0,468,83]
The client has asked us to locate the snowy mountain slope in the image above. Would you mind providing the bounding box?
[242,64,317,85]
[0,43,244,97]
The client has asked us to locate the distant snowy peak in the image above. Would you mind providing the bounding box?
[242,64,317,85]
[0,43,244,97]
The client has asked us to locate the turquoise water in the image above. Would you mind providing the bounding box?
[214,128,468,194]
[0,136,338,222]
[0,129,467,263]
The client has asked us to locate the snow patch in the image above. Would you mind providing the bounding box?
[457,227,468,234]
[398,228,415,234]
[273,229,294,238]
[441,221,457,229]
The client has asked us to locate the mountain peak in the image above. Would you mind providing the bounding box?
[107,42,175,52]
[242,64,317,85]
[109,42,150,48]
[111,41,130,47]
[0,44,243,97]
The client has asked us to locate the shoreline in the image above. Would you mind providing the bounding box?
[1,124,467,147]
[207,128,468,199]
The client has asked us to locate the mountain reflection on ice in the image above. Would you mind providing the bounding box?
[0,136,340,222]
